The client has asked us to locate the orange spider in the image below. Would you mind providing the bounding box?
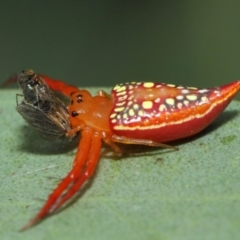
[5,69,240,230]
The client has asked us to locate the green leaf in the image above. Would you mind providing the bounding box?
[0,88,240,240]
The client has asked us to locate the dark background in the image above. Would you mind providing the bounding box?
[1,0,240,91]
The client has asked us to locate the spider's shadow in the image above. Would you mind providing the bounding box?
[18,125,79,155]
[19,109,240,229]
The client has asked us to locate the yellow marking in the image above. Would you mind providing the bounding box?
[138,110,144,116]
[128,90,133,95]
[117,115,121,120]
[113,84,125,90]
[116,91,126,96]
[116,101,125,106]
[114,107,125,112]
[123,113,128,119]
[127,101,133,106]
[128,95,134,100]
[177,102,183,109]
[143,82,154,88]
[110,113,117,119]
[111,119,117,123]
[186,94,197,101]
[182,89,190,94]
[115,85,126,93]
[183,100,189,106]
[159,104,167,111]
[133,104,139,109]
[113,84,121,90]
[176,95,184,100]
[177,86,184,89]
[187,87,198,90]
[142,101,153,109]
[154,98,160,103]
[201,96,209,103]
[198,89,209,93]
[118,96,127,101]
[166,98,175,106]
[113,90,234,130]
[166,84,176,87]
[129,109,135,116]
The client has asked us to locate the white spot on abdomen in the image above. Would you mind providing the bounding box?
[142,101,153,109]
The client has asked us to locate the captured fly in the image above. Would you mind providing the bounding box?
[16,69,75,140]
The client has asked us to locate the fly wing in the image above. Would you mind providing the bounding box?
[16,102,72,140]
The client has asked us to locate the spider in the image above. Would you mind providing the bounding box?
[4,69,240,230]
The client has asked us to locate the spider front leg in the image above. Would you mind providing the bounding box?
[38,73,79,96]
[50,130,102,209]
[1,69,79,97]
[20,127,102,231]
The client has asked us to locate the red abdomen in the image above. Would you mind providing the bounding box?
[109,81,240,142]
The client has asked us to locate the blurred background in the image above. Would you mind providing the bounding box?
[1,0,240,94]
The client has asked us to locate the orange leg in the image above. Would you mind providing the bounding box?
[20,127,102,231]
[39,74,79,96]
[49,131,102,211]
[1,72,79,97]
[0,74,18,87]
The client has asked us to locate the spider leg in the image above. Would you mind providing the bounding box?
[112,135,178,150]
[49,130,102,211]
[1,71,79,96]
[0,74,18,87]
[39,74,79,96]
[20,127,102,231]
